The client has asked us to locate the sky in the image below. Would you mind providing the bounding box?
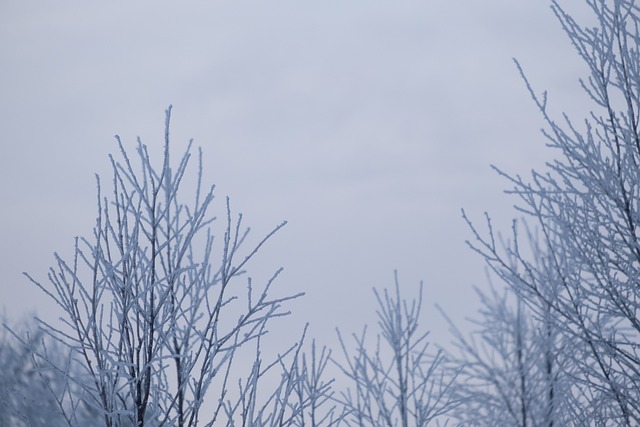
[0,1,590,353]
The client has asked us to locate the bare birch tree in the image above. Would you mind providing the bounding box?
[334,273,458,427]
[440,273,577,427]
[464,0,640,424]
[21,106,335,427]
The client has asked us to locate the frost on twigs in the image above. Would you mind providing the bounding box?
[19,106,333,427]
[334,272,460,427]
[463,1,640,425]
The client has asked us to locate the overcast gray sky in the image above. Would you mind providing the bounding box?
[0,1,589,349]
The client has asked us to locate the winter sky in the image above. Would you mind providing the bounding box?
[0,1,590,349]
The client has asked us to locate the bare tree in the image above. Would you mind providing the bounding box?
[334,273,458,427]
[464,0,640,424]
[1,315,98,426]
[440,271,577,427]
[21,106,334,427]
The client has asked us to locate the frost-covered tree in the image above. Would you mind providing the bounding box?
[441,270,578,427]
[1,316,98,426]
[465,0,640,424]
[20,106,336,427]
[334,273,458,427]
